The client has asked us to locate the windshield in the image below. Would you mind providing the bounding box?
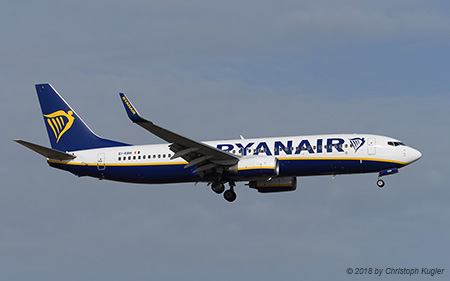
[388,141,405,147]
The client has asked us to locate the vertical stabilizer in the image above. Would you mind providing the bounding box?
[36,83,129,151]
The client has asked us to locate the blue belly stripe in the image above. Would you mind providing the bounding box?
[48,158,405,183]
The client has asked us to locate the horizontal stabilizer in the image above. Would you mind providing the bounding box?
[14,139,76,160]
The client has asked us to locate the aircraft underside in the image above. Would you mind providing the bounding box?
[48,157,405,201]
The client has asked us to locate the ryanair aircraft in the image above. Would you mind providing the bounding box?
[15,84,422,202]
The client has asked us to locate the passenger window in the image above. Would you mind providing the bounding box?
[158,154,161,158]
[163,154,166,158]
[133,156,136,160]
[118,157,121,161]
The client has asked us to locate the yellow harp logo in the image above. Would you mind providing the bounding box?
[44,110,75,143]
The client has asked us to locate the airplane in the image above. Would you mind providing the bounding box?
[15,83,422,202]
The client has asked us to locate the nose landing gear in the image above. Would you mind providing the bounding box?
[377,178,385,188]
[376,168,399,188]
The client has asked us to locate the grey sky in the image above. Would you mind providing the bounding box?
[1,0,449,280]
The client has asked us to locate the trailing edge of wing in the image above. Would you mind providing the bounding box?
[14,139,76,160]
[119,93,239,165]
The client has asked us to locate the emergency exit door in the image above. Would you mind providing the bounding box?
[368,138,376,155]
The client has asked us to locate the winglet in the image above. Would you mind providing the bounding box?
[119,93,149,123]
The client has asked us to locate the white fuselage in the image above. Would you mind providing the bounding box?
[47,134,421,184]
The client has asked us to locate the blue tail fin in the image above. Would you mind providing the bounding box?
[36,83,130,151]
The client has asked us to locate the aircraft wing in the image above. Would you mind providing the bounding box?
[120,93,239,176]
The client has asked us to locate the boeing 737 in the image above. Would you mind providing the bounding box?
[15,84,422,202]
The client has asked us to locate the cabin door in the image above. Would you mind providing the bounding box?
[97,153,106,171]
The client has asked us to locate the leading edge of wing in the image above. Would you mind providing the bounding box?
[119,93,239,163]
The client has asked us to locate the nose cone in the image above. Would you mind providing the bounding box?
[407,147,422,164]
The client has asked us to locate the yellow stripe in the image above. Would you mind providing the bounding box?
[47,160,188,167]
[238,166,275,171]
[277,157,407,165]
[48,158,407,168]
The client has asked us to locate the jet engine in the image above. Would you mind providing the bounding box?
[249,177,297,193]
[227,157,279,178]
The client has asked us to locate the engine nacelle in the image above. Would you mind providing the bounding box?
[228,157,279,178]
[249,177,297,193]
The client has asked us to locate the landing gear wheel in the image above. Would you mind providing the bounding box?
[223,189,237,202]
[377,179,385,188]
[211,181,225,194]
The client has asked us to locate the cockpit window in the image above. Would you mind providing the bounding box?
[388,141,405,147]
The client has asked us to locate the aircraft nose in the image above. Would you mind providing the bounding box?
[407,147,422,164]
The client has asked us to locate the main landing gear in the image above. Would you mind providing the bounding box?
[377,178,385,188]
[211,181,237,202]
[211,181,225,194]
